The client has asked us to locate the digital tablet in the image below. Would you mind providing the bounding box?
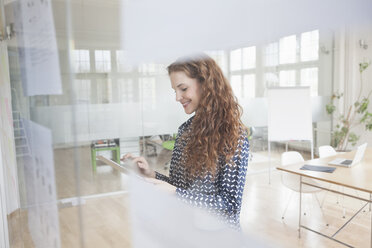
[96,155,144,179]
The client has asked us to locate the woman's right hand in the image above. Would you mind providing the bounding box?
[121,153,155,178]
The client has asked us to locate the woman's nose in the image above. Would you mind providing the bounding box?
[175,92,182,102]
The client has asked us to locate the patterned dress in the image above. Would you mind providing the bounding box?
[155,116,250,229]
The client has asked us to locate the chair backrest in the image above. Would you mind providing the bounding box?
[281,151,304,166]
[280,151,304,192]
[318,145,337,158]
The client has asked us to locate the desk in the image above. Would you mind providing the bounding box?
[277,148,372,248]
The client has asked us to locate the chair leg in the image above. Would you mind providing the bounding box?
[282,191,295,219]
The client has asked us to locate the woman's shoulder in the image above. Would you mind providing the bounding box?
[178,115,195,132]
[237,125,250,148]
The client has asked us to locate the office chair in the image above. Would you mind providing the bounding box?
[318,145,337,158]
[281,151,325,221]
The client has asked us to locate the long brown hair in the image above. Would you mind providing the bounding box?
[167,54,245,176]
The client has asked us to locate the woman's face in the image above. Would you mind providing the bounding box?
[170,71,202,114]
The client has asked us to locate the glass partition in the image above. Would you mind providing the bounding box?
[2,0,370,247]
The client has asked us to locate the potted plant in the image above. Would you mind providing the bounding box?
[326,61,372,151]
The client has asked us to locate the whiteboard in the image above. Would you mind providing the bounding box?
[267,87,313,141]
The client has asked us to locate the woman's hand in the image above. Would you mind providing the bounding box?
[121,153,155,178]
[145,178,177,194]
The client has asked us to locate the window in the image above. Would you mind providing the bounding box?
[95,50,111,72]
[116,50,133,72]
[265,73,279,87]
[230,46,256,71]
[75,79,91,104]
[117,79,134,102]
[230,75,242,97]
[264,43,279,67]
[279,70,296,86]
[242,47,256,69]
[243,74,255,98]
[96,79,111,103]
[139,77,156,109]
[301,30,319,61]
[72,50,90,73]
[206,50,227,73]
[138,63,166,75]
[279,35,296,64]
[301,67,318,96]
[230,49,242,71]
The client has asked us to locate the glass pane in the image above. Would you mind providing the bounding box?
[301,30,319,61]
[242,46,256,69]
[206,50,227,73]
[72,49,90,73]
[279,70,296,86]
[116,50,133,72]
[230,75,242,97]
[279,35,296,64]
[301,67,318,96]
[243,74,255,98]
[95,50,112,72]
[265,72,279,87]
[117,78,134,102]
[230,48,242,71]
[264,42,279,66]
[75,79,91,104]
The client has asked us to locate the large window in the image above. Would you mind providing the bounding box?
[74,79,91,104]
[95,50,111,72]
[229,46,257,98]
[263,30,319,96]
[116,50,133,72]
[72,50,90,73]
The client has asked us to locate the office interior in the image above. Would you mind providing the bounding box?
[0,0,372,247]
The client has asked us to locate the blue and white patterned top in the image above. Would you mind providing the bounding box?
[155,116,250,229]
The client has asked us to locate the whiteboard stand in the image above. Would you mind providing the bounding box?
[267,86,313,184]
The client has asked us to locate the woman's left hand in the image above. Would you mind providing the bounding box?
[145,178,177,194]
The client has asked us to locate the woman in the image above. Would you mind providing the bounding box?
[123,54,249,229]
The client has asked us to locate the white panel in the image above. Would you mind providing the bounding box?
[0,43,19,214]
[13,0,62,96]
[268,87,313,141]
[23,120,60,248]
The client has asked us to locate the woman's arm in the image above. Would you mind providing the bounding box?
[155,171,171,183]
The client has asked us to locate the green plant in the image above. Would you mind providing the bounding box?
[326,61,372,151]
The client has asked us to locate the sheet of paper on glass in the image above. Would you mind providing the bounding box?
[121,0,372,64]
[23,119,61,248]
[13,0,62,96]
[128,176,272,248]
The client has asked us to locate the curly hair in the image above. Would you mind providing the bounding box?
[167,54,245,176]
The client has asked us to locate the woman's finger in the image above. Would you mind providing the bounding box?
[121,153,133,161]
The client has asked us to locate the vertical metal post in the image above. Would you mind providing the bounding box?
[268,141,271,184]
[299,175,302,238]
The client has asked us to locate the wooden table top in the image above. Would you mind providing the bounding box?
[276,147,372,194]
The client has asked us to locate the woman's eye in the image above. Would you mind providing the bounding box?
[181,88,187,92]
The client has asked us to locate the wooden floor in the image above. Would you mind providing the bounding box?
[8,145,372,248]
